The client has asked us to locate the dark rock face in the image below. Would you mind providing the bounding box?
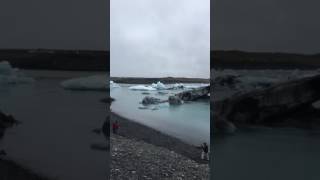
[175,86,210,101]
[168,96,182,105]
[101,97,114,103]
[214,74,320,129]
[0,111,18,139]
[215,75,240,88]
[142,96,163,105]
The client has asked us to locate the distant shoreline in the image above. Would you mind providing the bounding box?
[0,49,108,71]
[3,49,320,71]
[111,77,209,84]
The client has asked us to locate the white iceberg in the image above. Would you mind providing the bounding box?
[61,75,107,90]
[184,84,209,89]
[0,61,34,84]
[151,81,167,90]
[110,80,120,89]
[129,85,157,91]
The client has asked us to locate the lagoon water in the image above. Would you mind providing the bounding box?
[0,70,108,180]
[110,84,210,146]
[213,69,320,180]
[213,128,320,180]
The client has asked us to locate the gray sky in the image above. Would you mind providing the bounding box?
[110,0,210,78]
[0,0,108,50]
[213,0,320,54]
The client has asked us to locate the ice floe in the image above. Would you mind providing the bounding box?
[61,75,107,90]
[129,85,157,91]
[151,81,167,90]
[110,80,120,89]
[0,61,34,84]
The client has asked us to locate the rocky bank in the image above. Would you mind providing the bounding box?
[110,134,209,180]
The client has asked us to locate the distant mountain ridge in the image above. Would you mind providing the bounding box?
[0,49,109,71]
[2,49,320,71]
[212,50,320,69]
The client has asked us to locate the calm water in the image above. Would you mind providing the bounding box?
[0,71,108,180]
[213,69,320,180]
[213,128,320,180]
[110,84,210,146]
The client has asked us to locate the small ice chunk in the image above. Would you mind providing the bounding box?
[110,80,120,89]
[151,81,167,90]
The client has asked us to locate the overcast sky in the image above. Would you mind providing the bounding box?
[213,0,320,54]
[1,0,318,68]
[110,0,210,78]
[0,0,108,50]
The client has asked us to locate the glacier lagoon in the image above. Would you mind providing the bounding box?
[110,83,210,146]
[0,70,108,180]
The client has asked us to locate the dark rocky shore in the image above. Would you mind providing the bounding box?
[1,111,49,180]
[0,159,49,180]
[109,111,209,179]
[111,134,209,180]
[110,112,209,164]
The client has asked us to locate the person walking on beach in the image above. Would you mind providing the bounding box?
[200,142,209,160]
[112,120,119,134]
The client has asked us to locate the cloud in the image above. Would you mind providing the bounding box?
[213,0,320,54]
[111,0,210,78]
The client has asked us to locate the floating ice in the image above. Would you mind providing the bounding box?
[151,81,167,90]
[61,75,107,90]
[0,61,34,84]
[173,83,184,89]
[129,85,157,91]
[110,80,120,89]
[184,84,209,89]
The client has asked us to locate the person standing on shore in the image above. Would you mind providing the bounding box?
[112,121,119,134]
[200,142,209,160]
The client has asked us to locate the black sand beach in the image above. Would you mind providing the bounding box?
[0,159,49,180]
[110,112,209,164]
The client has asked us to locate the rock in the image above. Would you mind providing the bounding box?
[168,96,183,105]
[175,86,210,101]
[100,97,114,103]
[142,96,163,105]
[214,74,320,127]
[110,134,209,179]
[215,75,240,87]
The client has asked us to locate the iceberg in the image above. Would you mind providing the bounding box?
[110,81,120,89]
[129,81,166,91]
[0,61,34,84]
[151,81,167,90]
[129,85,157,91]
[173,83,184,89]
[184,84,209,89]
[61,75,107,90]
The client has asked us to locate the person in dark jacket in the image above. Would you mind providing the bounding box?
[200,142,209,160]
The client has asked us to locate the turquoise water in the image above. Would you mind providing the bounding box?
[110,84,210,146]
